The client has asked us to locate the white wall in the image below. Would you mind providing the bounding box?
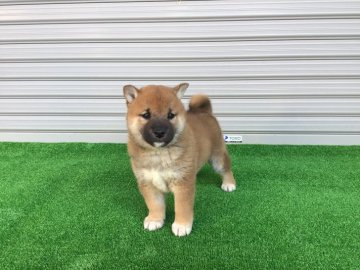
[0,0,359,145]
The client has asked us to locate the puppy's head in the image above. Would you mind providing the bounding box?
[123,83,189,148]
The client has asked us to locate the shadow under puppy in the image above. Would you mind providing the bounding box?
[123,83,236,237]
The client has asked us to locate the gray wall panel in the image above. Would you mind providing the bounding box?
[1,1,360,23]
[0,0,359,144]
[2,20,360,43]
[1,61,359,80]
[2,40,360,61]
[1,80,360,97]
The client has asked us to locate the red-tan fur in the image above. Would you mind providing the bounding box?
[124,83,236,236]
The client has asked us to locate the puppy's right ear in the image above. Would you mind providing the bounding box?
[173,82,189,99]
[123,85,139,104]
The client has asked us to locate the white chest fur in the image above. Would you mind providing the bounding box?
[140,168,181,192]
[133,146,190,192]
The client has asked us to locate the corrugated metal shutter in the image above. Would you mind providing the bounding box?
[0,0,359,145]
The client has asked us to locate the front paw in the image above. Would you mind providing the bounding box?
[144,216,164,231]
[172,222,192,237]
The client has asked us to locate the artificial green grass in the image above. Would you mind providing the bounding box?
[0,143,359,269]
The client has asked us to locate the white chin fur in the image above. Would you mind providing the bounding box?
[154,142,164,148]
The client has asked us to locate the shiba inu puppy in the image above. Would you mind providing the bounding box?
[123,83,236,237]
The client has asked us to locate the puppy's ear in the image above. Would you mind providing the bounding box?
[173,83,189,99]
[123,85,139,104]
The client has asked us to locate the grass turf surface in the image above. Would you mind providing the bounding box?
[0,143,359,269]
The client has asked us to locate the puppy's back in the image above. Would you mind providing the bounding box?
[186,95,224,163]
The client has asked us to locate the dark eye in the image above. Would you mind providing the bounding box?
[141,112,151,120]
[167,112,176,120]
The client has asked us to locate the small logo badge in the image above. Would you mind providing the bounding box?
[224,135,243,143]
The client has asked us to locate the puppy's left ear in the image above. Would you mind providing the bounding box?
[173,83,189,99]
[123,85,139,104]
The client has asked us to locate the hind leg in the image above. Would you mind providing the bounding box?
[210,148,236,192]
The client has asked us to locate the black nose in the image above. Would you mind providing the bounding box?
[143,119,175,146]
[152,127,167,139]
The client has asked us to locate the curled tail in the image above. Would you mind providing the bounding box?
[188,95,212,114]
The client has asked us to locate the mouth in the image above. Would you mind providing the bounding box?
[153,142,165,148]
